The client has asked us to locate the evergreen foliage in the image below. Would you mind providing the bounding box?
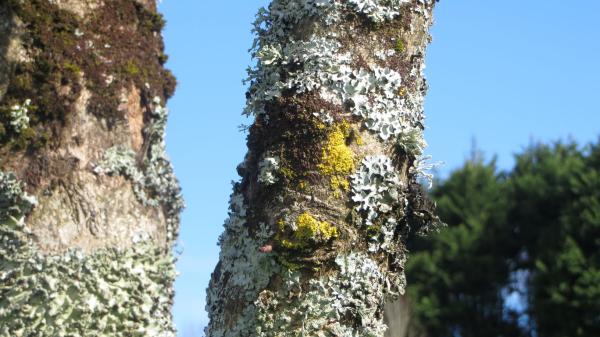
[509,142,600,337]
[406,140,600,337]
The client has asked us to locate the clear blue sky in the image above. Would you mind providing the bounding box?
[158,1,600,335]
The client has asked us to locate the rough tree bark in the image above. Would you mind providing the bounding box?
[0,1,182,336]
[206,1,440,336]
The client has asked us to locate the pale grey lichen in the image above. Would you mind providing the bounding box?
[0,171,177,337]
[0,172,37,228]
[0,242,177,337]
[248,36,423,141]
[94,145,139,177]
[369,217,397,253]
[351,155,404,225]
[246,1,426,142]
[313,109,335,125]
[397,126,427,158]
[374,49,396,61]
[94,145,149,202]
[348,0,411,22]
[251,0,339,47]
[251,0,416,47]
[94,97,184,242]
[143,97,185,241]
[253,252,389,336]
[410,155,437,189]
[205,188,281,337]
[327,62,426,141]
[337,66,407,141]
[9,99,31,133]
[332,252,388,334]
[257,156,280,185]
[245,36,349,117]
[0,243,178,337]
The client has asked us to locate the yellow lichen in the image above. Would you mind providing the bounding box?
[355,131,364,146]
[278,212,338,250]
[318,122,355,193]
[399,87,407,97]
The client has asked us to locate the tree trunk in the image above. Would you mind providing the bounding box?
[0,1,182,336]
[206,1,439,336]
[384,295,427,337]
[384,296,411,337]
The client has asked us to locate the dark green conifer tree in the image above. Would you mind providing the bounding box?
[406,157,522,337]
[509,142,600,337]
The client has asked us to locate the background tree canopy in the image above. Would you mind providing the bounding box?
[406,139,600,337]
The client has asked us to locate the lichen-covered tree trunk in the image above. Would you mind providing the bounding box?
[0,1,182,336]
[206,1,439,336]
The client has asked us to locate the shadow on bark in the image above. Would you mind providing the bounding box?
[0,2,15,102]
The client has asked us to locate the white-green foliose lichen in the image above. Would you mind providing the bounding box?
[9,99,32,133]
[347,0,411,22]
[0,172,36,220]
[95,96,184,242]
[94,145,148,200]
[144,97,185,241]
[246,0,433,142]
[0,171,178,337]
[351,155,404,225]
[254,252,391,337]
[257,156,280,185]
[205,188,282,337]
[397,126,427,157]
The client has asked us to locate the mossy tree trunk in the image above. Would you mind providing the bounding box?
[206,1,440,336]
[0,1,182,336]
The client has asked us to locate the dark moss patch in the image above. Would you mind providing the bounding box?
[1,0,176,152]
[246,93,343,187]
[404,177,442,240]
[0,100,48,152]
[240,91,353,269]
